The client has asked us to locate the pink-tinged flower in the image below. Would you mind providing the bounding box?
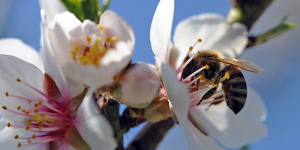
[42,10,135,89]
[113,62,160,108]
[0,39,116,150]
[151,0,267,149]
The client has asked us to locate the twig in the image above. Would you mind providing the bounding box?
[125,117,175,150]
[247,15,296,48]
[120,107,147,132]
[228,0,274,31]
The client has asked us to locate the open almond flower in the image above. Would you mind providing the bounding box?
[0,39,116,150]
[151,0,267,149]
[42,9,135,90]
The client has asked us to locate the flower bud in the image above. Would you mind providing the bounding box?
[114,62,160,108]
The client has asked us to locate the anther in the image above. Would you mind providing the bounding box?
[16,78,21,82]
[34,103,39,107]
[32,135,36,139]
[86,36,92,44]
[28,100,32,104]
[97,25,104,30]
[15,135,19,139]
[189,46,193,51]
[17,106,21,110]
[25,126,31,130]
[7,122,11,127]
[5,92,9,97]
[199,75,203,80]
[41,113,46,117]
[204,65,209,69]
[214,84,219,88]
[106,37,111,42]
[38,101,43,105]
[28,139,31,143]
[18,143,21,148]
[197,51,201,55]
[27,119,32,123]
[111,36,118,42]
[34,109,39,113]
[198,38,202,42]
[2,106,7,110]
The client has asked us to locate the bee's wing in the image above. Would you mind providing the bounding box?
[209,58,264,73]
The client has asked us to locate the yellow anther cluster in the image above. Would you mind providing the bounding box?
[70,45,80,61]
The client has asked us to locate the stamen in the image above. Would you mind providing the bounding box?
[70,45,80,61]
[25,126,31,130]
[15,135,19,139]
[204,65,209,69]
[18,80,61,106]
[111,36,118,42]
[181,66,205,83]
[97,25,104,30]
[177,55,195,74]
[16,78,21,82]
[2,106,32,117]
[18,143,21,148]
[214,84,219,88]
[86,36,92,44]
[197,51,201,55]
[17,106,21,110]
[189,38,202,51]
[106,37,111,42]
[5,92,9,97]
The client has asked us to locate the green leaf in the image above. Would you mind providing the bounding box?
[60,0,100,22]
[81,0,100,21]
[60,0,85,21]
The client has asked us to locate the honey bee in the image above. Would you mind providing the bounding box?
[181,51,264,114]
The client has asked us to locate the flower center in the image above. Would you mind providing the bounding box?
[2,78,73,148]
[70,25,118,67]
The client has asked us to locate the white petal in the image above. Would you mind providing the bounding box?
[159,62,189,126]
[150,0,174,62]
[0,38,43,71]
[74,88,117,150]
[0,127,47,150]
[39,0,67,24]
[174,13,248,59]
[190,88,267,148]
[42,20,84,100]
[48,13,75,66]
[184,120,225,150]
[52,12,81,38]
[0,118,7,131]
[0,55,46,124]
[100,10,135,50]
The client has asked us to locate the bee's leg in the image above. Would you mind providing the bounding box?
[197,66,231,105]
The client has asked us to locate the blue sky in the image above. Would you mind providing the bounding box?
[1,0,300,150]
